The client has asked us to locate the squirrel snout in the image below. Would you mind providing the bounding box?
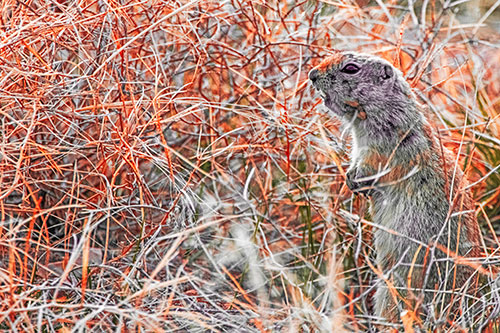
[308,69,319,82]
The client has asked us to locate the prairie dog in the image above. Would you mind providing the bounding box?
[309,51,482,323]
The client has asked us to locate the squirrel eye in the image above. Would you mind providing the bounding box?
[341,63,360,74]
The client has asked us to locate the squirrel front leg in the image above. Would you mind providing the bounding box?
[346,164,377,195]
[347,148,409,195]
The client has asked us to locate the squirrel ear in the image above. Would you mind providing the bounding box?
[382,64,393,80]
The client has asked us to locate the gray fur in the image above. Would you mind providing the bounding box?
[310,51,481,324]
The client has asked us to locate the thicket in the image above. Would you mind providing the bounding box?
[0,0,499,331]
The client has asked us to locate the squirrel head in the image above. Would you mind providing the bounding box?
[309,51,414,126]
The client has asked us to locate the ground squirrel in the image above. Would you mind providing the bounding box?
[309,51,482,324]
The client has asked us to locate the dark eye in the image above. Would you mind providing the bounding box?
[341,63,360,74]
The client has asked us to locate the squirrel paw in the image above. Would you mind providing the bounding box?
[346,168,376,196]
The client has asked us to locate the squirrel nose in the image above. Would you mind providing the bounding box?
[309,69,319,82]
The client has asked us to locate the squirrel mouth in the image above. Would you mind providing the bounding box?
[313,88,342,115]
[320,91,329,103]
[318,91,365,120]
[317,90,332,105]
[321,93,343,116]
[317,89,327,99]
[316,88,360,118]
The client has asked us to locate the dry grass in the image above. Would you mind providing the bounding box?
[0,0,499,331]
